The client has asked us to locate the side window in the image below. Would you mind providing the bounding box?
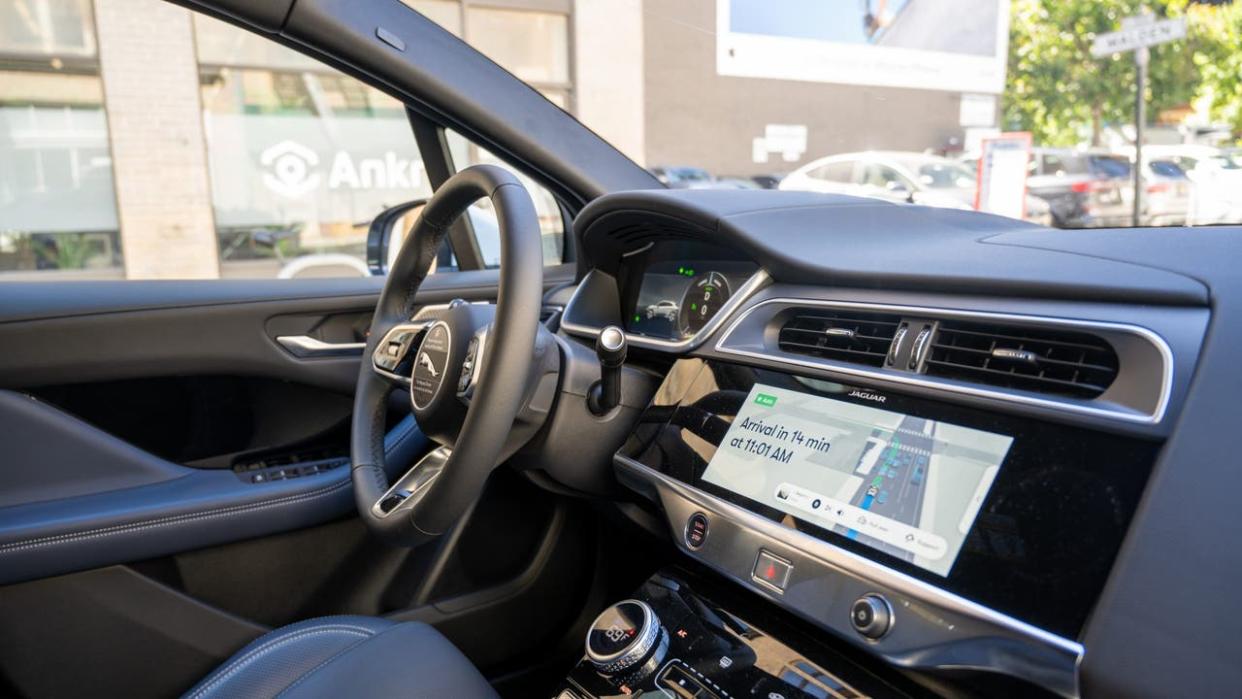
[862,164,908,190]
[1,0,431,281]
[808,161,853,183]
[195,15,430,279]
[445,129,567,268]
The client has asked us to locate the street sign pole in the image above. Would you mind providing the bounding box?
[1134,46,1148,227]
[1091,12,1185,228]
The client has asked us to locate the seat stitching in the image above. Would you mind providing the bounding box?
[187,625,375,699]
[272,624,407,698]
[0,479,349,554]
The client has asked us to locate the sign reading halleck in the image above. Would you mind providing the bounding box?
[703,384,1013,576]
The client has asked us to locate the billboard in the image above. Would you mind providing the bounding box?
[717,0,1009,94]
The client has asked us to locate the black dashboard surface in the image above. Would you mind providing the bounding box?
[571,188,1242,698]
[575,190,1207,305]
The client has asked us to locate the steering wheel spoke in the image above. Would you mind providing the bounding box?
[370,320,431,386]
[371,445,451,518]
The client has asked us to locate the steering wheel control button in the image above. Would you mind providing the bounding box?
[586,600,665,679]
[751,550,792,593]
[850,594,893,640]
[411,322,451,410]
[685,513,709,550]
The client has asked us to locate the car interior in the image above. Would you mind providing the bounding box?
[1,1,1240,698]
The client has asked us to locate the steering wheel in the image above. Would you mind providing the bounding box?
[351,165,544,546]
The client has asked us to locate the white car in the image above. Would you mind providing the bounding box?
[1140,145,1242,225]
[779,151,975,211]
[645,299,679,321]
[781,151,1051,226]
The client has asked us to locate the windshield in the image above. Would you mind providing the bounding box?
[607,0,1242,229]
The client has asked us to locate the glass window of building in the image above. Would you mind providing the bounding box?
[0,0,122,279]
[193,14,433,279]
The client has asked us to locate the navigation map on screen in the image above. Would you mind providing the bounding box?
[702,384,1013,576]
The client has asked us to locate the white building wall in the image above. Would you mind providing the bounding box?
[573,0,646,165]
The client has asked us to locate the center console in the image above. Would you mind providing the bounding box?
[598,358,1160,697]
[557,572,908,699]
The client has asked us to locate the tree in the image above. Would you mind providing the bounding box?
[1003,0,1219,146]
[1181,0,1242,138]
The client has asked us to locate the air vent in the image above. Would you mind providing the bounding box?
[925,320,1119,399]
[778,310,901,367]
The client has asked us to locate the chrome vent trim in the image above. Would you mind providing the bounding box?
[715,298,1173,425]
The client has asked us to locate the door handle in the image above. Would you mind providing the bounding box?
[276,335,366,358]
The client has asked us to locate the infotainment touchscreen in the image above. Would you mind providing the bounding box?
[702,383,1013,576]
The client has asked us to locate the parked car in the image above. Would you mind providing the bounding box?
[783,151,1051,226]
[1142,159,1193,227]
[748,173,785,189]
[1141,145,1242,225]
[713,176,763,190]
[1025,149,1136,228]
[781,151,973,207]
[649,165,716,188]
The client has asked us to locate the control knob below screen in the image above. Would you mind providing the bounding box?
[585,599,667,681]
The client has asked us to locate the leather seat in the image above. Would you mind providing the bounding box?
[182,616,499,699]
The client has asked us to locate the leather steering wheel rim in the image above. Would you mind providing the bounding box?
[350,164,543,545]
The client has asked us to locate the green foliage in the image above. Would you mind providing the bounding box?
[1003,0,1241,146]
[1185,0,1242,139]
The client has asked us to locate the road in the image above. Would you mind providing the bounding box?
[834,416,934,562]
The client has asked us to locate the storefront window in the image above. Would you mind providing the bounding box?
[0,0,97,56]
[193,14,432,279]
[0,0,122,278]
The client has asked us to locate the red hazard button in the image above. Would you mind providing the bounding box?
[751,550,792,592]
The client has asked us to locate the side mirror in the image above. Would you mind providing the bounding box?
[365,199,427,275]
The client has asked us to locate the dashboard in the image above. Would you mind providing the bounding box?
[553,188,1240,698]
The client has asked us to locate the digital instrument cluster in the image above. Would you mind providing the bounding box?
[625,258,757,340]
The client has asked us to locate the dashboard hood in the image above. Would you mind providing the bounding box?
[575,189,1209,306]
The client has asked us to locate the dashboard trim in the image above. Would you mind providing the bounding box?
[562,269,772,351]
[714,297,1174,425]
[616,453,1084,698]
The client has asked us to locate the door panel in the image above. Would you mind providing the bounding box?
[0,266,574,585]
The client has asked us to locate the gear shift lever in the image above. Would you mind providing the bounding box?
[588,325,626,415]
